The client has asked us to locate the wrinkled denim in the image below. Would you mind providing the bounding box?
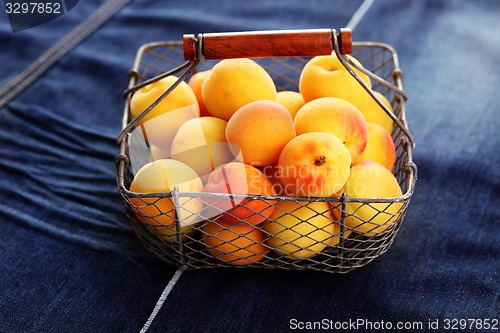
[0,0,498,332]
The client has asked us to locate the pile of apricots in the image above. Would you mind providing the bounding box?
[127,54,403,264]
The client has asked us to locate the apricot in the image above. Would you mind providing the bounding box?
[260,165,286,196]
[129,159,203,228]
[202,162,276,225]
[170,117,236,181]
[202,58,277,121]
[149,144,169,161]
[358,91,395,133]
[264,201,336,260]
[342,160,403,236]
[225,100,296,166]
[277,132,351,197]
[129,75,199,151]
[202,222,268,265]
[188,70,212,117]
[359,122,396,171]
[299,53,372,111]
[276,90,305,119]
[145,224,198,244]
[294,97,368,165]
[329,201,352,243]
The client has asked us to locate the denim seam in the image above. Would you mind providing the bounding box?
[346,0,374,30]
[140,267,186,333]
[0,0,131,109]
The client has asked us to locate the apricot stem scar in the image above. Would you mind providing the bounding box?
[315,155,326,166]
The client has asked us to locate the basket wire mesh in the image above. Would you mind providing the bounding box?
[116,30,417,274]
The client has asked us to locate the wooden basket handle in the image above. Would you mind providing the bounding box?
[183,28,352,61]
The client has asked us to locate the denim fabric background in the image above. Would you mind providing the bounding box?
[0,0,498,332]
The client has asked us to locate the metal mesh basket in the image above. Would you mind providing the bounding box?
[115,29,417,274]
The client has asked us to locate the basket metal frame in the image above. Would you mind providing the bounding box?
[115,31,417,274]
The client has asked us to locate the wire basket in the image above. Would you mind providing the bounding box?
[116,29,417,274]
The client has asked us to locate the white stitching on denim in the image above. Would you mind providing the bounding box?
[346,0,374,31]
[140,267,186,333]
[0,0,130,109]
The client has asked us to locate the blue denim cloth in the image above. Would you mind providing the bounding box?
[1,0,499,332]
